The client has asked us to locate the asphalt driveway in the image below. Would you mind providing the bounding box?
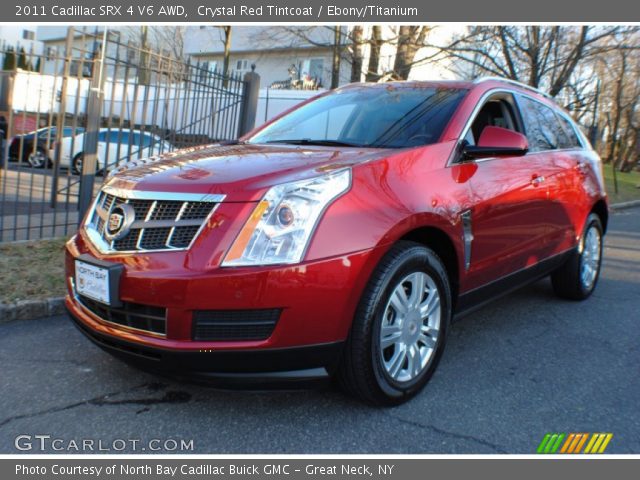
[0,208,638,454]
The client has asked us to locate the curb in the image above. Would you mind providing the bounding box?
[0,297,66,325]
[610,200,640,211]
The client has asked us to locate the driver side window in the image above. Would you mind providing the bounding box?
[468,94,521,146]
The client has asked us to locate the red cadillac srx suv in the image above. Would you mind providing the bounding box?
[65,78,608,405]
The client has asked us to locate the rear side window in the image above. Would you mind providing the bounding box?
[108,131,132,144]
[517,96,568,152]
[141,133,154,147]
[62,127,82,137]
[555,113,582,149]
[132,133,153,148]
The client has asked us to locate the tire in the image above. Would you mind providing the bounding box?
[72,153,100,175]
[27,148,48,169]
[72,153,84,175]
[551,213,603,300]
[337,241,452,406]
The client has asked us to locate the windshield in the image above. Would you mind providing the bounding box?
[248,86,467,149]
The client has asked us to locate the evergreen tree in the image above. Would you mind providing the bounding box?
[17,47,28,70]
[2,47,16,71]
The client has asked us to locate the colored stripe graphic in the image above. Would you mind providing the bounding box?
[538,433,613,454]
[560,433,588,453]
[537,433,566,453]
[584,433,613,454]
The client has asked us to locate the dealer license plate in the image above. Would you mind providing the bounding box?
[75,260,111,304]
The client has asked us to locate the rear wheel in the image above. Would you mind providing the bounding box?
[337,241,451,406]
[72,153,101,175]
[551,213,603,300]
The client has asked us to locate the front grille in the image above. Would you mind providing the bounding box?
[193,309,282,341]
[78,294,167,336]
[86,189,219,253]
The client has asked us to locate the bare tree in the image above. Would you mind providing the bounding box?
[391,26,433,80]
[365,26,383,81]
[221,26,232,79]
[598,47,640,173]
[148,26,186,60]
[123,26,186,60]
[252,26,348,88]
[350,26,365,83]
[434,26,636,96]
[331,27,342,88]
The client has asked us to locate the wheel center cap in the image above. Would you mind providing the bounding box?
[403,312,421,343]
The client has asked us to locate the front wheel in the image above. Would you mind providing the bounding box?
[551,213,603,300]
[337,241,451,406]
[27,148,48,168]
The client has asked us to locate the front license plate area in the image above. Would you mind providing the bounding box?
[75,254,123,307]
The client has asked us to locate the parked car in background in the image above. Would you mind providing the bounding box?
[65,78,608,405]
[8,126,85,168]
[53,128,173,175]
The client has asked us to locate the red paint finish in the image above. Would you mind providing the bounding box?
[477,126,529,150]
[65,78,607,371]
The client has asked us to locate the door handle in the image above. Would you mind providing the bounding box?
[531,175,546,186]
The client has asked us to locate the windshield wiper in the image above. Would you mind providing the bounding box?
[264,139,367,148]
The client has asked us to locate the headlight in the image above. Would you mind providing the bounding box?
[222,168,351,266]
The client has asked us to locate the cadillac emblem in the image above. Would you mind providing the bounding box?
[104,203,135,241]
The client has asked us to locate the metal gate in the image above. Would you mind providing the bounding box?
[0,27,256,243]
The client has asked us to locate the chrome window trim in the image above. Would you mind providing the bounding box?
[473,76,553,100]
[84,188,224,255]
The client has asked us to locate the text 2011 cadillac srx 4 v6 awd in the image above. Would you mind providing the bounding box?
[65,78,608,405]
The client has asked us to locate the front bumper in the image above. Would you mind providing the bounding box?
[65,232,386,380]
[67,304,343,386]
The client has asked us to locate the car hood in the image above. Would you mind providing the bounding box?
[104,143,390,202]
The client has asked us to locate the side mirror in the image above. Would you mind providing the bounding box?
[462,126,529,160]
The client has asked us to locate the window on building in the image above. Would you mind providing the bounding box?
[235,59,249,72]
[22,30,35,41]
[45,47,57,61]
[301,58,324,83]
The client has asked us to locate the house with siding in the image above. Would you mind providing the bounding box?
[184,26,351,89]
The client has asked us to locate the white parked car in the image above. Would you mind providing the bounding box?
[52,128,173,174]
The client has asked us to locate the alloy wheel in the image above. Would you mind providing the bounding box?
[28,150,46,168]
[380,271,441,383]
[580,225,601,290]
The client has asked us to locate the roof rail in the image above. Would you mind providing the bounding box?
[473,76,553,99]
